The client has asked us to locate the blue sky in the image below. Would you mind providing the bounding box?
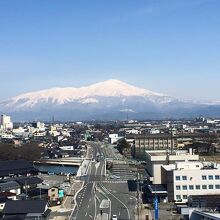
[0,0,220,101]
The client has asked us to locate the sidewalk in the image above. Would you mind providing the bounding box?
[49,144,91,219]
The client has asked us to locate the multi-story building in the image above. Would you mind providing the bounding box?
[161,161,220,203]
[144,149,199,184]
[127,133,219,158]
[0,114,13,130]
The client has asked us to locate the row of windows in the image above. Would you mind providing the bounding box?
[176,184,220,190]
[139,145,170,148]
[176,175,220,181]
[176,195,188,200]
[176,176,187,181]
[202,175,220,180]
[139,141,171,144]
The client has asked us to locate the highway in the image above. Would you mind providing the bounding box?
[70,142,136,220]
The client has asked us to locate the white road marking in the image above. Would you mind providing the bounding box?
[100,183,131,219]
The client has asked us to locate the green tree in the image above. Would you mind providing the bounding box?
[117,138,130,154]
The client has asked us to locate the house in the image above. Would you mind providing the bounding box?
[14,177,43,190]
[28,185,64,206]
[37,185,64,206]
[0,181,21,198]
[2,200,50,220]
[0,160,38,179]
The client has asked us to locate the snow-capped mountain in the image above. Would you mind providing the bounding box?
[1,79,175,110]
[5,79,174,108]
[0,79,220,121]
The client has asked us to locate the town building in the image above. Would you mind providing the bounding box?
[0,114,13,130]
[109,134,120,144]
[144,149,199,184]
[127,133,219,158]
[161,161,220,203]
[0,160,38,179]
[2,200,50,220]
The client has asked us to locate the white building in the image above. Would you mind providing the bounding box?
[162,161,220,203]
[149,129,160,134]
[32,121,45,131]
[0,114,13,130]
[59,146,74,151]
[144,149,199,184]
[1,133,14,139]
[109,134,119,144]
[125,129,140,135]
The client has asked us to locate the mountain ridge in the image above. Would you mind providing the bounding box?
[0,79,220,121]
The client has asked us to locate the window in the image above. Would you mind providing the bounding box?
[176,186,181,190]
[209,185,213,189]
[176,176,180,181]
[202,185,207,189]
[208,175,213,180]
[215,175,220,180]
[215,185,220,189]
[202,175,207,180]
[183,195,188,200]
[189,185,194,190]
[182,185,187,190]
[176,195,181,200]
[196,185,200,190]
[182,176,187,181]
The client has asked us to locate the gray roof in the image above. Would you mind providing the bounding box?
[0,181,20,191]
[0,160,37,177]
[3,200,47,214]
[2,176,43,186]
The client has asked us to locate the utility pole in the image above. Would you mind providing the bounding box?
[25,180,27,200]
[137,173,140,220]
[100,209,103,220]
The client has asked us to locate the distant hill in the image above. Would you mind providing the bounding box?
[1,79,220,121]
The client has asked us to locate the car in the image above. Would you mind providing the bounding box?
[112,214,117,220]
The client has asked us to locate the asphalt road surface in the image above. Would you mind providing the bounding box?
[70,142,136,220]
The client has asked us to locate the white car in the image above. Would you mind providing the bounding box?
[112,214,117,220]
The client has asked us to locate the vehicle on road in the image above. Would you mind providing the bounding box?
[112,214,118,220]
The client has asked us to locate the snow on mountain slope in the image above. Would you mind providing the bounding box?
[2,79,220,121]
[4,79,173,109]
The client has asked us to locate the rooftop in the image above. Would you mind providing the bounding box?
[162,161,220,171]
[145,150,199,161]
[3,200,47,214]
[0,160,37,177]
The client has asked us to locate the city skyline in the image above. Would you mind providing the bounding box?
[1,0,220,102]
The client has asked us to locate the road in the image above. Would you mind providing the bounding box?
[70,142,136,220]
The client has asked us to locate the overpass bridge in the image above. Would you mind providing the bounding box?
[34,157,86,166]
